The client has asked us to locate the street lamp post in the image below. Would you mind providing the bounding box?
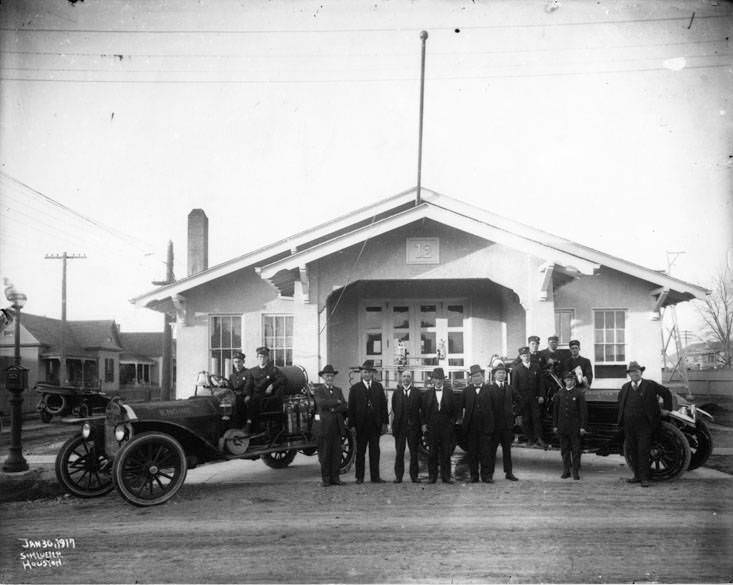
[3,284,29,472]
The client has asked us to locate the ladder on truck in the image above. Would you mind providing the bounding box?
[660,252,693,400]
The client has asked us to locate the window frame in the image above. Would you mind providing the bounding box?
[104,357,115,383]
[209,314,243,377]
[262,314,294,367]
[554,309,575,346]
[593,308,627,365]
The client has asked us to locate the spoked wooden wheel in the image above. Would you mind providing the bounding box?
[338,428,356,474]
[55,434,113,498]
[262,449,297,468]
[113,432,187,506]
[624,421,691,481]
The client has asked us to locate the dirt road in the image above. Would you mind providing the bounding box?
[1,443,731,584]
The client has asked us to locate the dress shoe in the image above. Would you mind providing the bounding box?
[442,478,454,484]
[561,472,571,479]
[505,474,519,481]
[371,478,386,483]
[355,478,364,484]
[393,478,403,484]
[331,479,344,486]
[321,481,331,487]
[411,477,421,484]
[428,477,437,484]
[641,480,650,488]
[626,477,640,484]
[482,478,494,484]
[573,475,580,481]
[469,477,479,484]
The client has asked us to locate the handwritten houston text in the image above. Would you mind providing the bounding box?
[19,538,75,570]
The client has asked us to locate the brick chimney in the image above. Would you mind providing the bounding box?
[187,209,208,276]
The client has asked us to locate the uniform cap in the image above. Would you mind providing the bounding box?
[569,339,581,348]
[528,335,540,343]
[232,351,245,360]
[518,346,530,355]
[547,335,559,342]
[256,346,270,356]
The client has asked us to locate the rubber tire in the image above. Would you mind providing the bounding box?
[262,449,297,469]
[624,421,691,482]
[687,419,713,471]
[44,393,67,415]
[338,428,356,475]
[113,432,188,507]
[55,434,114,498]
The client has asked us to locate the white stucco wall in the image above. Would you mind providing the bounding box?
[554,267,663,386]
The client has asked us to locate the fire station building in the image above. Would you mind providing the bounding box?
[131,188,707,397]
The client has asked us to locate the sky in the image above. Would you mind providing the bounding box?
[0,0,731,340]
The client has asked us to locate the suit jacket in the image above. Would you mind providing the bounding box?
[244,362,286,399]
[539,348,571,375]
[421,385,457,428]
[312,384,347,438]
[564,356,594,388]
[347,380,389,432]
[510,362,545,403]
[617,378,673,428]
[461,383,494,435]
[487,382,518,431]
[391,385,422,436]
[229,367,249,393]
[552,386,588,434]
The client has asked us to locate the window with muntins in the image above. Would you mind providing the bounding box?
[104,358,115,383]
[263,314,293,367]
[594,310,626,363]
[210,315,243,376]
[554,309,574,345]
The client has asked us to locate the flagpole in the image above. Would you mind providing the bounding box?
[416,30,428,206]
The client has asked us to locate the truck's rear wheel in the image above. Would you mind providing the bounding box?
[687,419,713,471]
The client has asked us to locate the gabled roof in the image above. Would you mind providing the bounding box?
[118,332,173,359]
[18,313,123,356]
[131,186,709,308]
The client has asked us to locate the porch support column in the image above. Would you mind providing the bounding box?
[525,261,557,338]
[318,305,328,374]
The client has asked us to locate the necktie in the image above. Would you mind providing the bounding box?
[405,389,409,400]
[633,382,639,392]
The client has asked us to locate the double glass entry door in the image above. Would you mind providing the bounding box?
[361,300,466,388]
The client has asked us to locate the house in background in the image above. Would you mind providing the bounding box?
[131,188,709,398]
[673,340,731,370]
[0,313,173,414]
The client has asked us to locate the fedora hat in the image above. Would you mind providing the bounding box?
[359,359,377,371]
[491,363,507,373]
[626,361,646,373]
[318,364,338,377]
[431,367,445,379]
[468,364,484,376]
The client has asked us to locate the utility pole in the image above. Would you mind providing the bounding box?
[45,252,86,385]
[416,30,428,206]
[153,241,175,401]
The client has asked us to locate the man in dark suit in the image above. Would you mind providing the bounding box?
[527,335,546,371]
[553,371,588,480]
[461,364,494,483]
[487,364,519,481]
[243,346,286,431]
[391,371,422,483]
[511,346,547,448]
[312,365,348,487]
[421,367,457,484]
[539,335,571,378]
[229,351,248,428]
[617,361,673,487]
[347,360,388,484]
[564,339,593,391]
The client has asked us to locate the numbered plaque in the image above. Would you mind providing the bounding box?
[406,237,439,265]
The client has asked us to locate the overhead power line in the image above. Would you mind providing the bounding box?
[0,38,728,60]
[0,13,729,34]
[0,171,155,255]
[0,62,727,84]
